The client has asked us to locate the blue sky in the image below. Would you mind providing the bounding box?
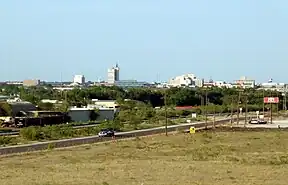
[1,0,288,83]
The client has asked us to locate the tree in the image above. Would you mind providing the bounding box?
[0,103,12,116]
[89,109,99,121]
[37,102,54,111]
[128,110,142,129]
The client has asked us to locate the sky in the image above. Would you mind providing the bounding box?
[1,0,288,83]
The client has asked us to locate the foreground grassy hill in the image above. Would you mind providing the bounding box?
[1,129,288,185]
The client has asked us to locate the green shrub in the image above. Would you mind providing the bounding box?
[19,124,103,141]
[47,143,55,150]
[19,126,43,141]
[0,136,16,145]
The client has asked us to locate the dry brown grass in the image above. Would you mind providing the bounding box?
[1,130,288,185]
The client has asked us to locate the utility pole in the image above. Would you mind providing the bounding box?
[213,105,216,128]
[270,90,273,124]
[230,99,234,126]
[277,99,279,117]
[262,89,265,116]
[164,90,168,136]
[237,91,241,125]
[201,94,204,106]
[205,89,208,129]
[284,85,287,111]
[245,94,248,127]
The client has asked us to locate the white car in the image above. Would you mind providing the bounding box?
[98,129,115,137]
[249,119,259,124]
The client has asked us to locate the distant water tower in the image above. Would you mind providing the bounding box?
[268,78,273,83]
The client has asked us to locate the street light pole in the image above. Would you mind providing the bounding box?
[245,94,248,127]
[205,89,208,129]
[263,89,265,116]
[213,105,216,128]
[164,89,168,136]
[237,91,241,125]
[284,85,287,111]
[270,90,273,124]
[230,99,234,126]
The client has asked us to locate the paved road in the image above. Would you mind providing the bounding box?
[0,115,230,136]
[0,117,239,155]
[235,119,288,128]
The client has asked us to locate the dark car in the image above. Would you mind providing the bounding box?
[98,128,115,137]
[258,119,267,124]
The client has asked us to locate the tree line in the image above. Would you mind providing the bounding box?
[0,85,286,112]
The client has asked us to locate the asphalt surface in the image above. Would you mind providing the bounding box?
[0,115,230,136]
[0,117,237,155]
[234,119,288,128]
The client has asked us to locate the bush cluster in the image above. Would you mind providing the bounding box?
[19,125,102,141]
[0,136,17,146]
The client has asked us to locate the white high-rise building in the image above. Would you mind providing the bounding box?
[107,64,120,84]
[73,75,85,84]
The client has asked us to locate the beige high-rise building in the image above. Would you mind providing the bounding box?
[107,64,120,84]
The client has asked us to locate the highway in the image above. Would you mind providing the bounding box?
[0,116,249,155]
[0,114,231,136]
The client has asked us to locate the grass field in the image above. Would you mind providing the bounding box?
[1,129,288,185]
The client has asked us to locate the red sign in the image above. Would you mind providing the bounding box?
[264,97,279,103]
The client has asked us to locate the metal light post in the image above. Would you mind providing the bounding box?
[230,99,234,126]
[245,94,248,127]
[270,90,273,124]
[262,89,265,116]
[282,93,286,111]
[283,85,287,111]
[205,89,208,129]
[213,104,216,128]
[164,89,168,136]
[237,90,243,125]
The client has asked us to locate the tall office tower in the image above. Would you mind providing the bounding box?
[73,75,85,84]
[107,63,120,84]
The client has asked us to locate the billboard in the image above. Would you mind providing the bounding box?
[263,97,279,104]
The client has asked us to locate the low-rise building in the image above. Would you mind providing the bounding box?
[68,107,118,122]
[23,79,40,87]
[41,99,63,104]
[113,80,150,88]
[91,99,119,108]
[0,100,37,117]
[168,74,203,88]
[234,76,255,89]
[260,80,287,92]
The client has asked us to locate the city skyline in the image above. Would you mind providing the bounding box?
[0,63,284,85]
[1,1,288,82]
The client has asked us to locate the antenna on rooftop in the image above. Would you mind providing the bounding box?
[60,72,63,85]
